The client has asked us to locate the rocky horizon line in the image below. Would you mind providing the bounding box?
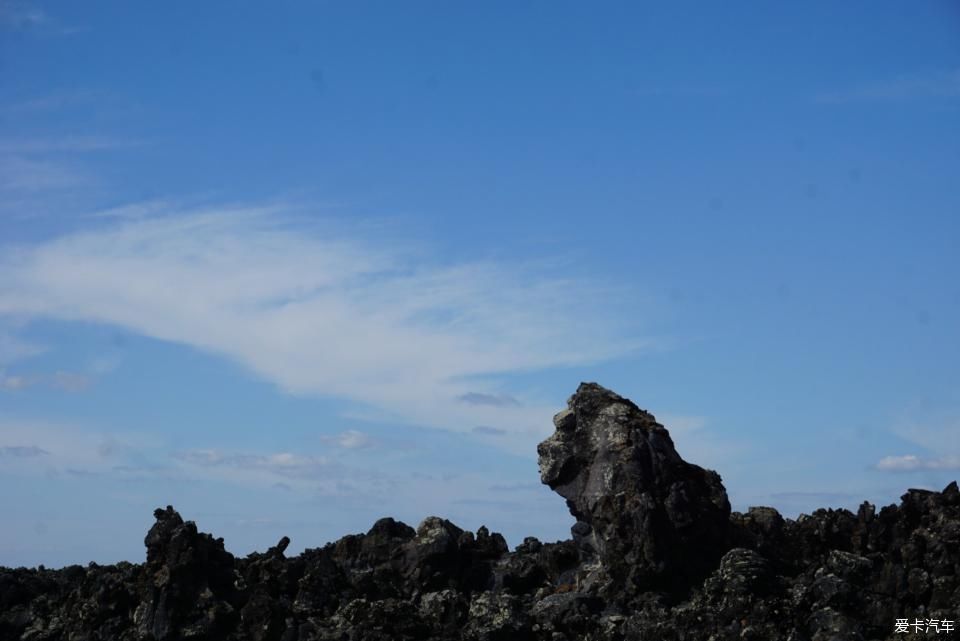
[2,382,958,641]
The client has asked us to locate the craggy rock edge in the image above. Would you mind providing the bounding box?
[2,382,959,641]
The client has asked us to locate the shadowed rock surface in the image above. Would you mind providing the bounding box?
[2,382,958,640]
[537,383,730,601]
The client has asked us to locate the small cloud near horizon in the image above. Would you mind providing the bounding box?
[321,429,375,449]
[875,454,960,472]
[458,392,522,408]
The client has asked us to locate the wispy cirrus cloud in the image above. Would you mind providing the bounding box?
[0,205,651,449]
[816,69,960,103]
[877,415,960,473]
[0,418,161,477]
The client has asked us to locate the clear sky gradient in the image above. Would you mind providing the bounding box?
[1,1,958,568]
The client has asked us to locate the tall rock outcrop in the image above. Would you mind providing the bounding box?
[135,506,242,640]
[537,382,731,599]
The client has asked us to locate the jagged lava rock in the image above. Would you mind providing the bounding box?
[2,383,960,641]
[537,382,731,599]
[136,505,242,640]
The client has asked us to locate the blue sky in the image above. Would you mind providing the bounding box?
[1,1,958,568]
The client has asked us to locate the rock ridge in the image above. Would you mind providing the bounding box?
[1,382,958,641]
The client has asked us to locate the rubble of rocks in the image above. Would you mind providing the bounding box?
[2,382,958,640]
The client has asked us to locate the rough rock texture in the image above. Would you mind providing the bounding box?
[537,383,730,600]
[2,382,959,641]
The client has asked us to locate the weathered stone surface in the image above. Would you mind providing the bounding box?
[135,505,242,640]
[2,382,959,641]
[537,382,731,599]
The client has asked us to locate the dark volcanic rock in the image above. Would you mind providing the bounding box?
[2,382,959,641]
[537,382,731,600]
[136,505,242,640]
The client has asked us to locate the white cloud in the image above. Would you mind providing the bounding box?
[0,205,651,448]
[876,454,960,472]
[321,429,375,449]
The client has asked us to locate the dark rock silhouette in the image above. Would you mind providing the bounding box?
[1,382,958,640]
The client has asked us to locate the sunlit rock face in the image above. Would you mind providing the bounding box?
[2,383,959,641]
[537,382,731,599]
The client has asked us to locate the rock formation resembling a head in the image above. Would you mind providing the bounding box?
[537,382,731,599]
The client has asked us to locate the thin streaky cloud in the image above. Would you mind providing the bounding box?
[633,86,728,98]
[472,426,507,437]
[457,392,522,408]
[0,445,49,457]
[815,69,960,103]
[174,449,332,477]
[0,136,139,154]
